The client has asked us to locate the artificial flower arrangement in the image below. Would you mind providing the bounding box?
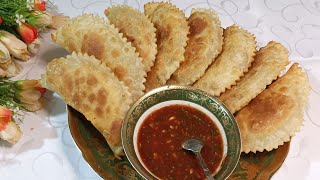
[0,0,68,78]
[0,79,46,143]
[0,0,66,143]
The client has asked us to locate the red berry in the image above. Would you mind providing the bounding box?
[34,2,46,11]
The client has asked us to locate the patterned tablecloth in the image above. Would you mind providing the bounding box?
[1,0,319,179]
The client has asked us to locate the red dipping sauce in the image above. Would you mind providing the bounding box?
[137,104,225,180]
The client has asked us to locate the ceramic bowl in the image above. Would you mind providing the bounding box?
[122,85,241,180]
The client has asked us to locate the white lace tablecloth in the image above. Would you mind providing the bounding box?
[1,0,319,179]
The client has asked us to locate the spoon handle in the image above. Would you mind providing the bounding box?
[195,152,215,180]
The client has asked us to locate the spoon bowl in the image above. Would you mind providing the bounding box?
[182,138,205,153]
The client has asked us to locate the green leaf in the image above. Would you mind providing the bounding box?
[0,0,34,26]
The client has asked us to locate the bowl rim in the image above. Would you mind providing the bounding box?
[121,85,241,180]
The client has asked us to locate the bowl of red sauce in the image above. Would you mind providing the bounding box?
[122,86,241,180]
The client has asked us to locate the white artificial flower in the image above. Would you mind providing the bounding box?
[27,0,34,10]
[15,14,25,26]
[27,4,33,11]
[13,107,20,113]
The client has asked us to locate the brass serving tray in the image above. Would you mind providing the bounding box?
[68,106,289,180]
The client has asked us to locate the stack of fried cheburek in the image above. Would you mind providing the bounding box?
[41,2,310,157]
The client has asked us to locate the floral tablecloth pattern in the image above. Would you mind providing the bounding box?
[1,0,319,179]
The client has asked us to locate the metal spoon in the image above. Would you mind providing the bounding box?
[182,138,215,180]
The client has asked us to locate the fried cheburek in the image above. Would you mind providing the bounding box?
[105,5,157,73]
[52,14,146,101]
[167,8,223,85]
[144,2,189,91]
[220,41,289,113]
[236,63,310,153]
[41,52,132,158]
[193,25,256,96]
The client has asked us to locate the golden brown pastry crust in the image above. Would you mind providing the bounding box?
[105,5,157,73]
[236,63,310,153]
[193,25,256,96]
[219,41,289,113]
[41,52,132,158]
[144,2,189,91]
[167,8,223,85]
[52,14,146,101]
